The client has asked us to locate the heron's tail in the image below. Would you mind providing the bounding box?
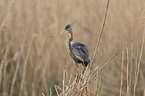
[84,58,90,67]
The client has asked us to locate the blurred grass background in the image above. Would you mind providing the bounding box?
[0,0,145,96]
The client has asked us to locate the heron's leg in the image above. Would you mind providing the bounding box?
[82,63,86,74]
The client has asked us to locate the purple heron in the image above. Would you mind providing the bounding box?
[58,24,90,69]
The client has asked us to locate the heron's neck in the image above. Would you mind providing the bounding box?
[68,31,73,52]
[68,31,73,42]
[67,31,75,56]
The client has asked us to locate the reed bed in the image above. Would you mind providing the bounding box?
[0,0,145,96]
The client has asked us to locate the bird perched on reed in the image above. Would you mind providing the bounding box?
[58,24,90,70]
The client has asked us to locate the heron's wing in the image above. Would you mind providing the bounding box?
[72,42,89,60]
[78,46,89,57]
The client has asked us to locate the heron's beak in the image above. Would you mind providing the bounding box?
[57,30,67,36]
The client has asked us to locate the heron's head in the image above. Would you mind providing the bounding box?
[57,24,72,36]
[64,24,72,31]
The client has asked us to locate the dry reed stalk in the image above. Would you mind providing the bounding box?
[96,69,99,95]
[120,43,125,96]
[63,67,65,95]
[32,63,44,96]
[97,72,101,96]
[129,17,134,96]
[0,61,4,80]
[99,53,118,70]
[140,10,145,16]
[50,88,52,96]
[42,72,49,96]
[88,66,100,81]
[2,37,15,96]
[144,88,145,96]
[18,35,36,96]
[0,36,13,85]
[126,46,129,96]
[42,93,45,96]
[54,84,63,96]
[134,28,145,96]
[68,74,72,87]
[134,41,139,96]
[90,0,110,67]
[2,61,8,95]
[138,10,145,25]
[9,35,26,96]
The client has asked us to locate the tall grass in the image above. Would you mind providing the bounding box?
[0,0,145,96]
